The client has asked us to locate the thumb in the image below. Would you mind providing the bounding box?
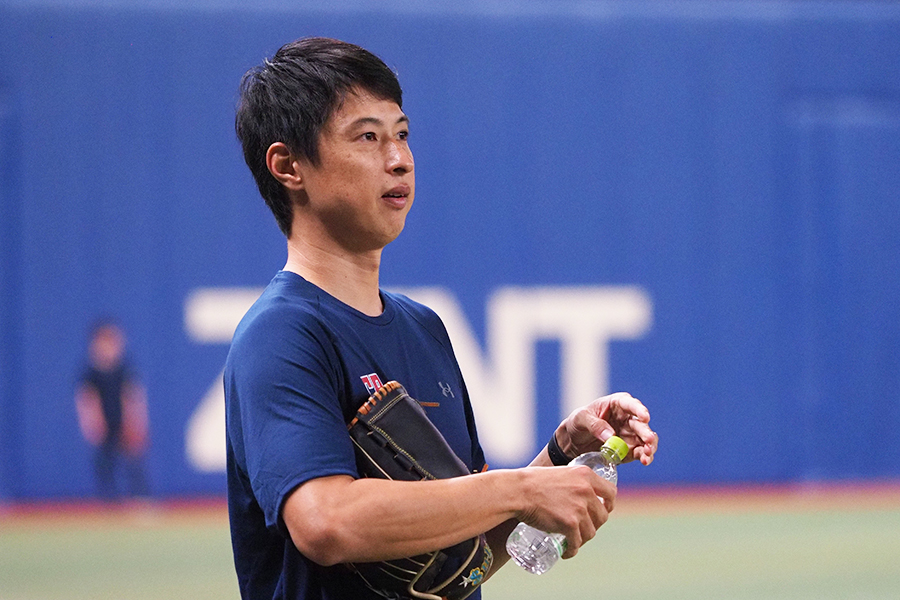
[593,419,615,443]
[568,410,615,450]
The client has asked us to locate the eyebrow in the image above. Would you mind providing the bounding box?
[350,115,410,129]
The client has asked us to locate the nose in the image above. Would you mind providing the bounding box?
[386,139,414,175]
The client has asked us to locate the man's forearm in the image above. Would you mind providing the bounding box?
[481,441,560,578]
[283,469,526,566]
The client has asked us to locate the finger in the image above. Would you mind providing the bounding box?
[639,430,659,465]
[628,431,657,465]
[589,496,610,528]
[609,392,650,423]
[561,418,612,456]
[627,417,657,446]
[580,507,601,546]
[586,392,648,432]
[582,470,616,511]
[587,418,615,445]
[571,496,609,560]
[563,507,603,560]
[595,479,617,514]
[570,408,614,442]
[632,444,649,465]
[560,526,582,560]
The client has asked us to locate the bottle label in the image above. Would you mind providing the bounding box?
[554,536,567,557]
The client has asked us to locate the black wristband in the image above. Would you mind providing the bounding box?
[547,431,573,466]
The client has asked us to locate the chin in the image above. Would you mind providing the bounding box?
[380,226,406,248]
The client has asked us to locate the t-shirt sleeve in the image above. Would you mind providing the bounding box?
[226,304,358,534]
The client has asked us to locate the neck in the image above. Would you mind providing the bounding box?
[283,235,384,317]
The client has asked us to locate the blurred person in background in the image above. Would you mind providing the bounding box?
[75,319,150,500]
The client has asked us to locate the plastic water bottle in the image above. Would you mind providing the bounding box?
[506,435,629,574]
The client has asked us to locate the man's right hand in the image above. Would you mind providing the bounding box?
[513,465,616,559]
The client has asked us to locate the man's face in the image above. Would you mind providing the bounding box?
[295,89,414,252]
[90,325,124,371]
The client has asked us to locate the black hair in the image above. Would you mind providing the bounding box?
[88,316,121,339]
[235,37,403,237]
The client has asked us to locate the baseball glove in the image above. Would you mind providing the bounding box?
[346,381,492,600]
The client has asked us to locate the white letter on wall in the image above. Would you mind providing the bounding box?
[183,288,262,472]
[184,286,652,471]
[392,287,653,465]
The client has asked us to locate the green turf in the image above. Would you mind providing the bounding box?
[1,506,898,599]
[0,515,239,600]
[488,508,900,600]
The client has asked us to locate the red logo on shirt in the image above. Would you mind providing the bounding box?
[360,373,383,394]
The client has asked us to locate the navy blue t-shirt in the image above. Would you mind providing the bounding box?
[225,271,486,600]
[82,363,132,439]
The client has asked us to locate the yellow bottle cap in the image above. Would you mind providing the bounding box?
[603,435,629,462]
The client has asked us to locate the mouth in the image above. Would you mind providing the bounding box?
[381,184,411,207]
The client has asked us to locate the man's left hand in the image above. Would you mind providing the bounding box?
[556,392,658,465]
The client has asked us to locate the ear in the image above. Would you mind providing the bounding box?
[266,142,305,191]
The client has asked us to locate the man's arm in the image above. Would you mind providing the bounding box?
[479,444,564,577]
[122,380,149,456]
[282,391,656,570]
[484,390,658,577]
[554,391,658,465]
[282,464,615,567]
[75,384,107,445]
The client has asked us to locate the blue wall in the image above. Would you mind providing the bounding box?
[1,1,899,499]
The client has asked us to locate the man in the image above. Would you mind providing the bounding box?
[226,37,658,600]
[75,319,150,500]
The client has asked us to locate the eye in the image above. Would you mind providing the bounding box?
[362,132,377,141]
[397,130,409,141]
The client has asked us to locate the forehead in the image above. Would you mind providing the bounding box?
[325,89,406,131]
[94,325,123,342]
